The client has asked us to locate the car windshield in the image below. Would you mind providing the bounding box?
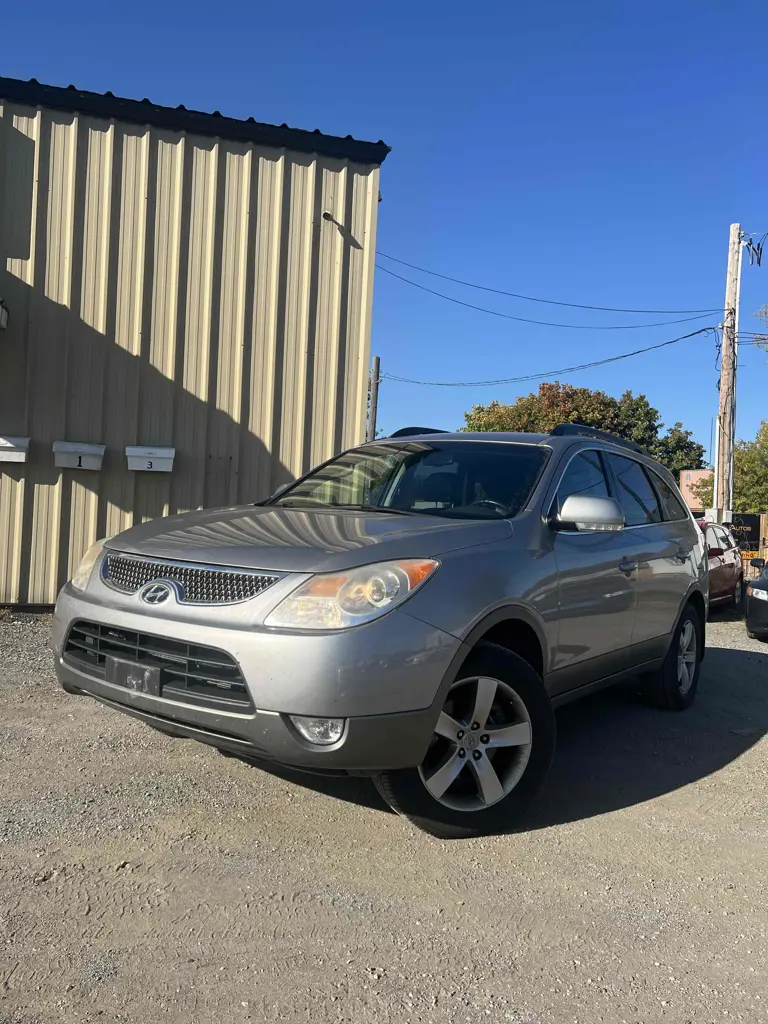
[270,441,548,519]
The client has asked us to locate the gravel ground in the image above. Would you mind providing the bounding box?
[1,610,766,1024]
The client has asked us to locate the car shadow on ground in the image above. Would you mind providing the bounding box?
[230,757,395,813]
[233,624,768,830]
[524,640,767,831]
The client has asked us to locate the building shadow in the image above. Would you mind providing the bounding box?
[2,114,371,602]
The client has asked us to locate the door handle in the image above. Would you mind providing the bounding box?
[619,559,638,574]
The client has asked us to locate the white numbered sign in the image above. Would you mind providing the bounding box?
[53,441,105,471]
[125,446,175,472]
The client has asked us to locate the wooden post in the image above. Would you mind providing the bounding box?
[367,355,380,442]
[714,224,742,519]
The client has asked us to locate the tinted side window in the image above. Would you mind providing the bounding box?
[608,455,662,526]
[651,471,689,522]
[555,451,609,514]
[715,526,735,550]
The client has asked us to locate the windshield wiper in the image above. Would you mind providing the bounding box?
[323,503,424,516]
[268,500,422,515]
[269,499,327,509]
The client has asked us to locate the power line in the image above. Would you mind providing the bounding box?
[376,264,719,330]
[376,251,721,315]
[380,326,717,387]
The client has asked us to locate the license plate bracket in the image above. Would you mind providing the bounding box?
[105,655,163,696]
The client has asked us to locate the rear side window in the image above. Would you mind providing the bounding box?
[650,471,689,522]
[705,526,720,552]
[555,451,609,514]
[715,526,735,550]
[608,455,662,526]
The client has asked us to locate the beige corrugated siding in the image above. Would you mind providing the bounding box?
[0,101,380,604]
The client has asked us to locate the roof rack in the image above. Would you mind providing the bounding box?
[549,422,647,455]
[388,426,449,438]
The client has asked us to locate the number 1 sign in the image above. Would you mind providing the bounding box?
[52,441,106,471]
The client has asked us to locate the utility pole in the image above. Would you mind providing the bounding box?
[711,223,742,522]
[367,355,380,442]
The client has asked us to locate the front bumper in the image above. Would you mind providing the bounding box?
[746,585,768,639]
[53,583,466,772]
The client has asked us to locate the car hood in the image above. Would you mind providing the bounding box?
[107,504,512,572]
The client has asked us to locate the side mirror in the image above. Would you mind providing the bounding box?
[751,557,766,569]
[553,495,625,533]
[708,546,724,557]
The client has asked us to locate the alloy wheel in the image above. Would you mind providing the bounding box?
[418,676,533,812]
[677,619,698,694]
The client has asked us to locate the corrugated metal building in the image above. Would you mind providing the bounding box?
[0,78,389,604]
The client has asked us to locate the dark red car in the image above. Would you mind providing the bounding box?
[696,521,744,608]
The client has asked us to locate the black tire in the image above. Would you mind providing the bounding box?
[374,642,555,839]
[732,577,744,610]
[747,631,757,640]
[639,603,703,711]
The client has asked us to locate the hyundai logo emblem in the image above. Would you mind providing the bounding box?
[140,582,172,605]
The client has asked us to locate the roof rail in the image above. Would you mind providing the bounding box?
[388,426,448,438]
[549,422,647,455]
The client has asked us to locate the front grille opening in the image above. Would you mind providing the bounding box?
[64,621,254,714]
[103,554,278,605]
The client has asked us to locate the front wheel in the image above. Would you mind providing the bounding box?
[374,642,555,839]
[732,577,744,609]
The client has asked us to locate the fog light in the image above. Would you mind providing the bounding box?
[289,715,346,745]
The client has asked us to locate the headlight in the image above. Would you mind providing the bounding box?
[71,539,107,592]
[748,586,768,603]
[265,559,439,630]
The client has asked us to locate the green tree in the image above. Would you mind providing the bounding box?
[463,381,706,476]
[692,420,768,513]
[650,423,706,477]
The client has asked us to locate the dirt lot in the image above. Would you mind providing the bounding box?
[1,612,766,1024]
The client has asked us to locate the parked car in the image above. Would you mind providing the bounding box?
[696,520,744,608]
[53,424,708,838]
[745,558,768,642]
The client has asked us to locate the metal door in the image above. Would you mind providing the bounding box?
[607,455,693,647]
[550,450,636,687]
[706,525,729,599]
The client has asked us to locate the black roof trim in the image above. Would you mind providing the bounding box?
[0,76,391,165]
[549,422,647,455]
[389,427,449,438]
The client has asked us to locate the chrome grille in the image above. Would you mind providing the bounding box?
[103,554,279,604]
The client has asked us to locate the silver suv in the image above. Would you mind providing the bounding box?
[53,424,707,838]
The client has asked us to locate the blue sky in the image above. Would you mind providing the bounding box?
[5,0,767,457]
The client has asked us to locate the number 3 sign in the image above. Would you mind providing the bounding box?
[125,447,176,472]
